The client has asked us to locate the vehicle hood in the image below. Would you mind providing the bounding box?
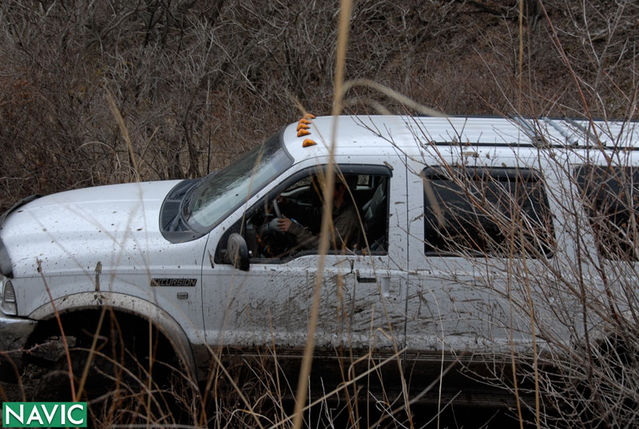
[0,180,201,277]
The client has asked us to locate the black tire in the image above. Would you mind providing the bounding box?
[33,310,196,425]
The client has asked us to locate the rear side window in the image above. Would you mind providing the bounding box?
[575,166,639,261]
[421,167,554,258]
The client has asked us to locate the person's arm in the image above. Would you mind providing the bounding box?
[286,220,321,250]
[277,216,325,250]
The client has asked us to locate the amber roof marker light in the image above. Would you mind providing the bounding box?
[297,113,317,146]
[302,139,317,147]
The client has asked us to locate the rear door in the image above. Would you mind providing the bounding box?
[405,153,558,357]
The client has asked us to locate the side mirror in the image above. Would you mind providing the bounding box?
[226,233,249,271]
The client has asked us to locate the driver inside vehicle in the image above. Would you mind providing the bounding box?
[275,174,362,253]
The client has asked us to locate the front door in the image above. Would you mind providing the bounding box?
[201,159,408,365]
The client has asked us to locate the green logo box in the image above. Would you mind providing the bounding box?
[2,402,87,428]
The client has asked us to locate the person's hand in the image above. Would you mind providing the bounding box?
[277,217,292,232]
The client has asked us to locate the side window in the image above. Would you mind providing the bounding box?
[575,166,639,261]
[216,166,391,263]
[421,167,554,258]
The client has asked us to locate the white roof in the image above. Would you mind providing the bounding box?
[282,115,639,162]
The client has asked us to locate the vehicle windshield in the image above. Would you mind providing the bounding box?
[183,131,292,232]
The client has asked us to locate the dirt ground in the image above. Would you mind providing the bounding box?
[1,364,44,402]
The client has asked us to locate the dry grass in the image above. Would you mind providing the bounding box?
[1,1,637,209]
[1,1,639,428]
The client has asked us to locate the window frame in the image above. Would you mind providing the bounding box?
[215,164,393,265]
[574,164,639,261]
[420,166,555,259]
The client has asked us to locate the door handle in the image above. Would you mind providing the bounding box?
[356,271,395,298]
[356,275,377,283]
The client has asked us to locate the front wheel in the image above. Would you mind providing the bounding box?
[33,310,197,425]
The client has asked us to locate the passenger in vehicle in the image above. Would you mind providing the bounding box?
[275,175,362,252]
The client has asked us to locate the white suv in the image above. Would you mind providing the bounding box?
[1,115,637,403]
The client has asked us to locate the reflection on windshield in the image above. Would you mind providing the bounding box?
[183,131,292,232]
